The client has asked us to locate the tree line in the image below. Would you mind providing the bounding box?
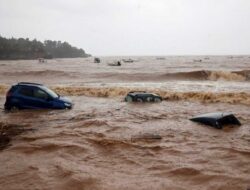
[0,36,90,60]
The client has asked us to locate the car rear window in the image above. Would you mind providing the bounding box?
[18,87,34,97]
[9,86,18,93]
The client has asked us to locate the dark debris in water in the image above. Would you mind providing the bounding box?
[131,133,162,142]
[0,122,32,150]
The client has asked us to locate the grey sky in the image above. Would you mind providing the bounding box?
[0,0,250,55]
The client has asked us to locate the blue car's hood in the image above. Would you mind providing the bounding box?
[56,96,72,104]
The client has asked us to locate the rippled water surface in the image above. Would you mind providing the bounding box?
[0,56,250,190]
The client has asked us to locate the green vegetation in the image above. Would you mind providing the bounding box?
[0,36,90,60]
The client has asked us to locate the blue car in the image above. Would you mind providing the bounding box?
[4,82,73,111]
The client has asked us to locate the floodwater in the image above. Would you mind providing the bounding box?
[0,56,250,190]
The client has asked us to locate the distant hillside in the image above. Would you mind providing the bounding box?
[0,36,91,60]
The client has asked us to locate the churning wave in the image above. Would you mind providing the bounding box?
[93,70,250,82]
[0,84,250,105]
[53,86,250,106]
[160,70,250,81]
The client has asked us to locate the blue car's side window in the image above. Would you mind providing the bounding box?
[33,89,49,101]
[18,87,33,97]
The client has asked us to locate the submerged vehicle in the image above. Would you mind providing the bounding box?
[4,82,73,111]
[156,57,166,60]
[193,59,202,62]
[125,91,162,103]
[108,61,121,66]
[190,112,241,129]
[94,57,100,63]
[122,58,134,63]
[38,58,45,63]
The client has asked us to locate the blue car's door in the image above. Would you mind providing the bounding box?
[17,86,37,108]
[32,88,54,109]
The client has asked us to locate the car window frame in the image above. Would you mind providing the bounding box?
[18,86,34,98]
[33,87,51,101]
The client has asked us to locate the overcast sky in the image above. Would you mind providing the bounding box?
[0,0,250,56]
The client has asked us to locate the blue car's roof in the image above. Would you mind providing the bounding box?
[15,82,59,99]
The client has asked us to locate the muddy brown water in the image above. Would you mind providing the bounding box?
[0,56,250,190]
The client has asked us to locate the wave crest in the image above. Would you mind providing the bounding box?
[162,70,249,81]
[53,86,250,105]
[207,71,247,81]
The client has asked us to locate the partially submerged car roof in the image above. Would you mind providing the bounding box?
[17,82,43,86]
[128,91,147,94]
[190,112,241,129]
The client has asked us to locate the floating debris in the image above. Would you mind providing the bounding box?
[131,133,162,142]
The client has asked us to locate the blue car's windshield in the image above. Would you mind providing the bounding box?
[40,86,59,98]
